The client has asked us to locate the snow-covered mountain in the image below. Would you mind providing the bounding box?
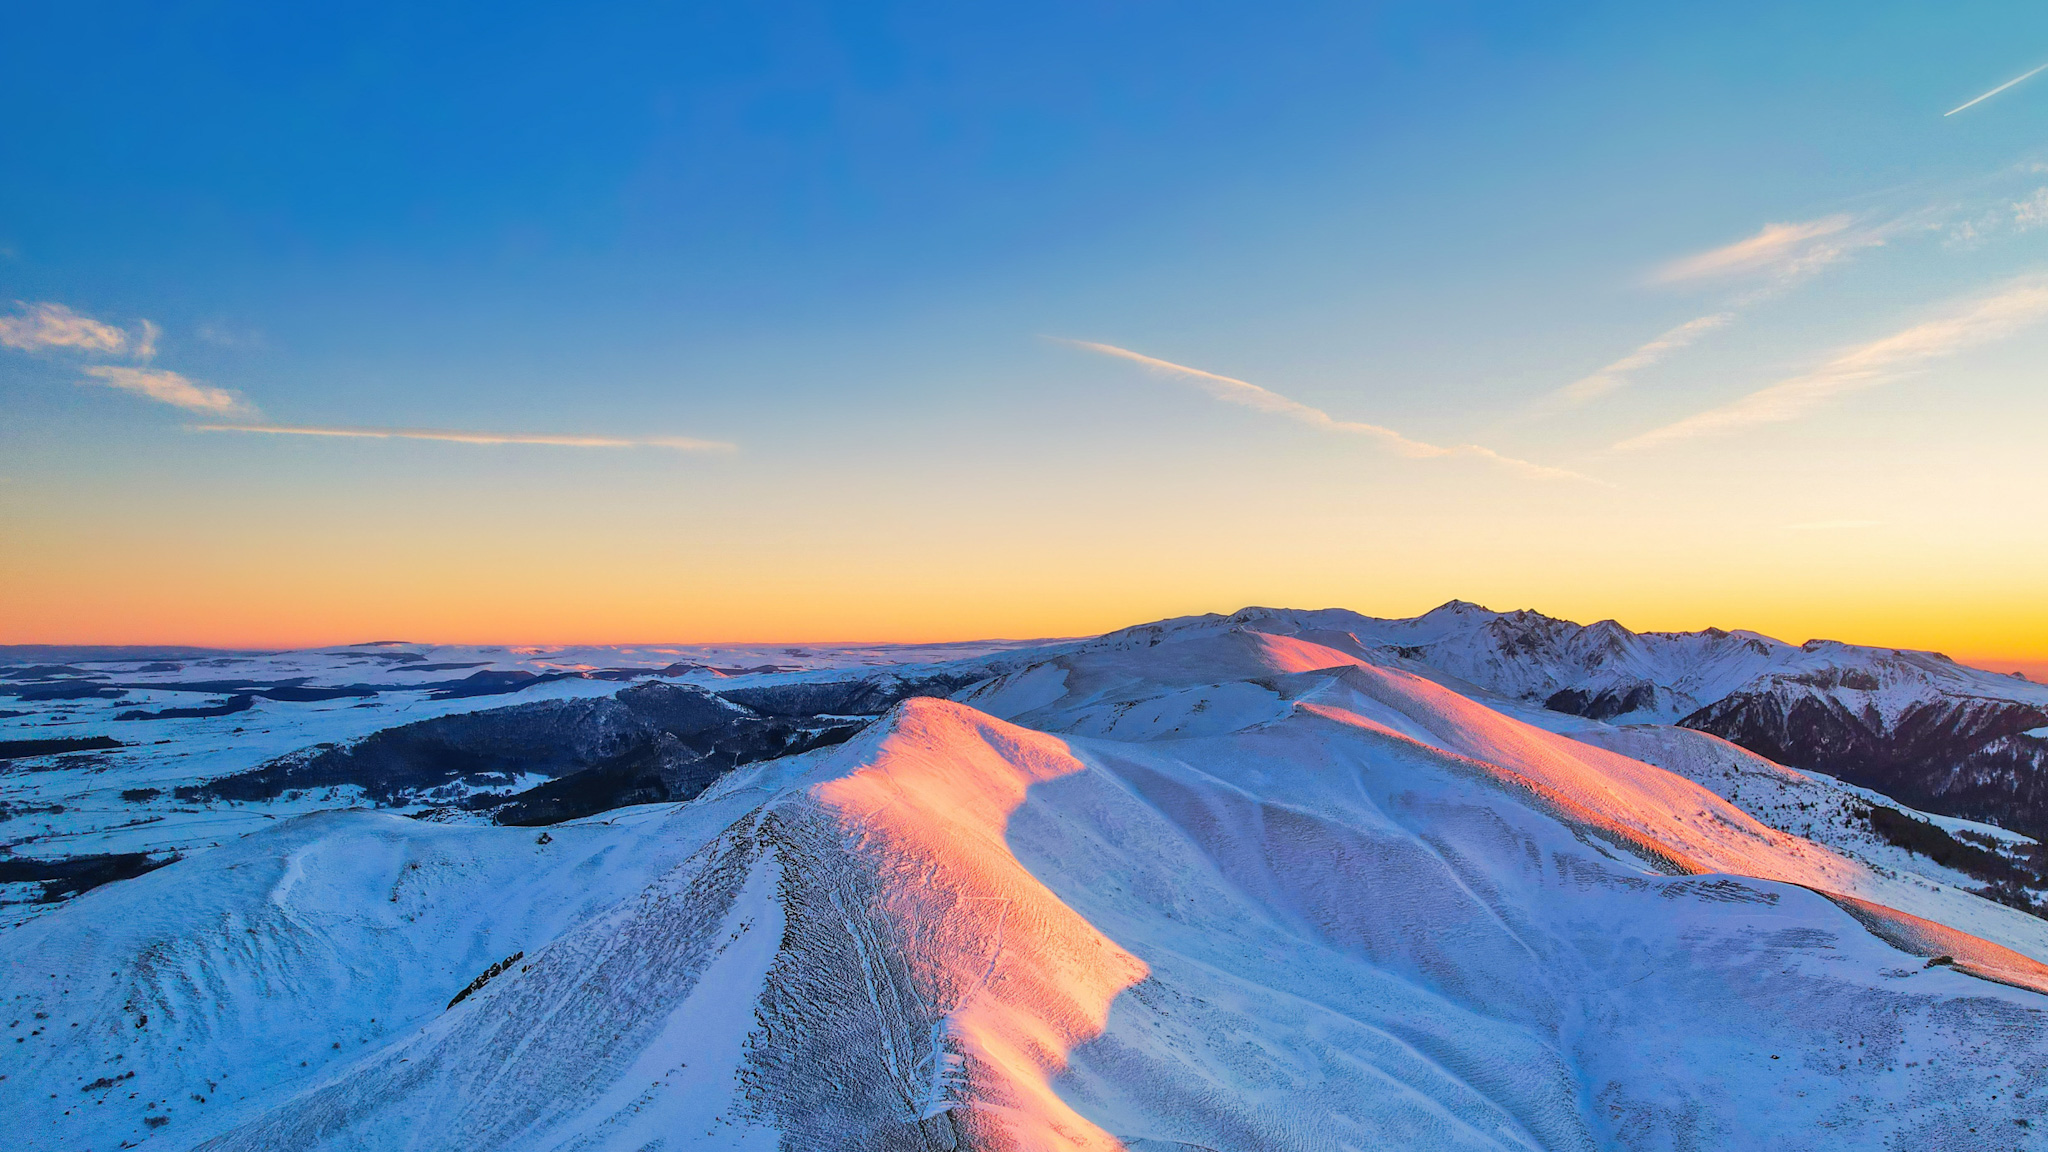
[1134,603,2048,840]
[6,613,2048,1150]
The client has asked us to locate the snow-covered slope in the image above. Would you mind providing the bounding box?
[1108,604,2048,838]
[10,622,2048,1150]
[1573,724,2047,944]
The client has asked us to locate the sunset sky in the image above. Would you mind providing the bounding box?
[4,2,2047,669]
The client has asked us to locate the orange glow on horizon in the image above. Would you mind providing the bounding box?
[4,565,2045,679]
[6,468,2046,666]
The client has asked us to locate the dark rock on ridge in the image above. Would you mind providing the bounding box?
[491,675,989,824]
[1545,682,1658,722]
[427,670,585,700]
[115,695,257,721]
[1681,690,2048,838]
[258,685,379,702]
[487,719,868,826]
[1862,803,2045,912]
[0,736,125,760]
[183,693,671,805]
[182,673,990,825]
[7,683,128,702]
[0,851,179,902]
[717,671,986,718]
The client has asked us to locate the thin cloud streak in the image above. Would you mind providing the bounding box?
[1593,192,2023,407]
[1615,276,2048,451]
[1548,214,1892,414]
[191,423,736,452]
[82,366,250,415]
[1056,338,1591,482]
[1544,312,1733,409]
[1946,60,2048,116]
[1652,216,1865,284]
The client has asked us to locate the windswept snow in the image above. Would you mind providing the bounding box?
[7,619,2048,1150]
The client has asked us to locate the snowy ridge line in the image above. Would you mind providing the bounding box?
[1567,722,2048,977]
[9,610,2048,1147]
[1291,668,2048,995]
[1092,604,2048,843]
[1298,701,1706,878]
[1818,893,2048,992]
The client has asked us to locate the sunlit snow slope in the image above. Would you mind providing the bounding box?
[6,624,2048,1151]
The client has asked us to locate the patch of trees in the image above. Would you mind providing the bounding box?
[1864,804,2044,914]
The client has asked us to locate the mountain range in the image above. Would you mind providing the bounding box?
[1161,603,2048,841]
[4,603,2047,1150]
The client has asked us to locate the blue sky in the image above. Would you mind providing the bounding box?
[4,1,2048,653]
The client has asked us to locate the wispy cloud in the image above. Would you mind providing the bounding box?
[195,322,259,349]
[1651,216,1876,285]
[1546,214,1895,413]
[0,301,143,357]
[1946,60,2048,117]
[1056,338,1590,481]
[191,423,736,452]
[81,366,251,415]
[1615,276,2048,451]
[2016,188,2048,232]
[1943,181,2048,247]
[1542,312,1733,410]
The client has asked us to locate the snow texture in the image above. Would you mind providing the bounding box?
[5,618,2048,1150]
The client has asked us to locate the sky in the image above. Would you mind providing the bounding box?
[3,1,2048,669]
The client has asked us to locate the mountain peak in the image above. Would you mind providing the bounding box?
[1423,599,1494,617]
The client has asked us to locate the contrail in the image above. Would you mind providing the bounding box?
[190,423,736,451]
[1053,337,1597,482]
[1946,60,2048,116]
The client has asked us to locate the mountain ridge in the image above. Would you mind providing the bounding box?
[14,627,2048,1148]
[1100,602,2048,840]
